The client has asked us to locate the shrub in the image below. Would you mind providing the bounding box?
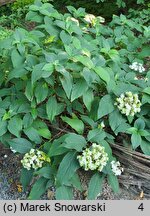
[0,0,149,199]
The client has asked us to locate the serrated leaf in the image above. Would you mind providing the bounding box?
[61,116,84,134]
[8,116,22,137]
[11,49,24,68]
[46,97,57,122]
[24,127,42,144]
[0,119,7,136]
[63,133,86,151]
[143,87,150,95]
[34,166,54,179]
[38,128,51,139]
[71,79,88,102]
[20,168,33,190]
[88,173,104,200]
[8,138,32,153]
[98,95,114,119]
[134,118,145,130]
[87,128,106,142]
[94,67,110,84]
[28,177,48,200]
[73,55,94,69]
[59,71,73,99]
[31,63,45,84]
[107,174,119,193]
[60,30,72,45]
[56,186,73,200]
[35,83,48,104]
[140,139,150,156]
[57,151,79,185]
[109,110,126,134]
[83,89,94,111]
[131,133,141,149]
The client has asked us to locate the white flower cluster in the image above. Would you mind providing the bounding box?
[115,91,141,116]
[21,149,50,170]
[84,14,105,26]
[10,147,17,153]
[77,143,109,171]
[111,161,124,176]
[129,62,145,73]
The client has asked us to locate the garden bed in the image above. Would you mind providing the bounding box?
[0,143,149,200]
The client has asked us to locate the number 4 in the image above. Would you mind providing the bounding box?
[138,203,144,211]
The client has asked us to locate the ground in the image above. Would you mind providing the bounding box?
[0,143,146,200]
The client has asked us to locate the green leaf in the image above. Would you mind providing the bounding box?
[61,116,84,134]
[11,49,24,68]
[143,87,150,95]
[24,127,42,144]
[134,118,145,130]
[28,177,48,200]
[8,67,27,80]
[59,71,73,99]
[109,110,126,134]
[62,133,86,151]
[140,139,150,156]
[56,186,73,200]
[107,174,119,193]
[42,63,54,77]
[138,129,150,137]
[71,79,88,102]
[60,30,72,45]
[8,116,22,137]
[48,135,69,157]
[94,67,110,84]
[38,128,51,139]
[87,128,106,143]
[23,113,33,129]
[127,127,138,134]
[73,55,94,69]
[34,166,54,179]
[88,173,104,200]
[0,119,7,136]
[20,168,33,190]
[35,83,48,104]
[25,81,33,101]
[68,173,83,191]
[8,138,32,153]
[83,89,94,111]
[57,151,79,185]
[98,95,114,119]
[131,133,141,149]
[46,97,57,122]
[31,63,45,84]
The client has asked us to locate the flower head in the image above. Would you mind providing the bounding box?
[129,62,145,73]
[111,160,124,176]
[84,14,105,26]
[77,143,109,172]
[21,149,50,170]
[115,92,141,116]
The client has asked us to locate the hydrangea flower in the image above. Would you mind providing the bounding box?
[77,143,109,172]
[111,160,124,176]
[21,149,50,170]
[84,14,105,26]
[129,62,145,73]
[115,91,141,116]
